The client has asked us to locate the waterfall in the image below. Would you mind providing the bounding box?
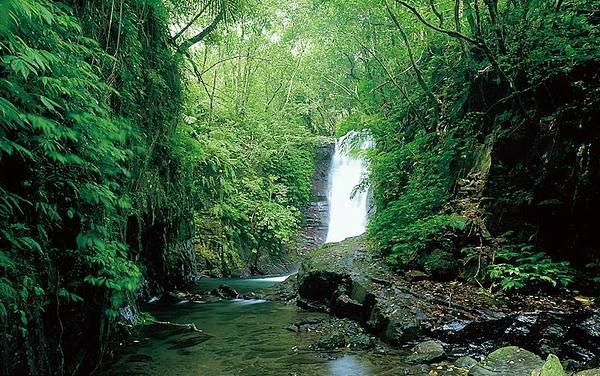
[325,131,371,243]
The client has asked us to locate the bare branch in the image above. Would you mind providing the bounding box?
[386,0,440,123]
[356,35,428,129]
[429,0,444,26]
[394,0,480,45]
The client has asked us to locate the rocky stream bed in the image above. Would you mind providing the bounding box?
[105,236,599,375]
[268,235,600,375]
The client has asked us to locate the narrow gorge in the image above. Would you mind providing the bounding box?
[1,0,598,375]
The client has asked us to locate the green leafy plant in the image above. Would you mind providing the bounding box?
[488,245,574,291]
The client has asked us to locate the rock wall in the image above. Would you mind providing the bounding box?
[296,142,334,257]
[246,141,334,275]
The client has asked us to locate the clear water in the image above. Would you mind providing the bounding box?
[325,131,371,243]
[105,133,383,375]
[105,278,383,376]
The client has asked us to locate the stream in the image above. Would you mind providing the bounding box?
[106,133,379,375]
[106,277,388,376]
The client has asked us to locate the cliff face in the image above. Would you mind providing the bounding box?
[257,141,334,274]
[484,62,600,268]
[191,142,334,277]
[295,142,334,258]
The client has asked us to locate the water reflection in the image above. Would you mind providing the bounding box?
[105,278,375,376]
[330,356,371,376]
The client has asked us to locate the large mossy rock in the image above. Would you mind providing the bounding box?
[297,236,422,347]
[470,346,544,375]
[405,340,445,364]
[539,354,565,376]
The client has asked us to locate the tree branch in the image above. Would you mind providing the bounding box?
[356,35,428,130]
[429,0,444,26]
[386,0,440,124]
[177,9,224,54]
[394,0,480,45]
[171,1,211,42]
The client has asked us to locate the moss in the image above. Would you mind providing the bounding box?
[540,354,565,376]
[423,249,460,280]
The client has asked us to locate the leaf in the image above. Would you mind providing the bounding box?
[574,296,593,306]
[39,95,62,113]
[0,303,6,323]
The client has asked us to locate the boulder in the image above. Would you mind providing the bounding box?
[332,294,365,322]
[454,355,478,370]
[470,346,545,376]
[209,284,239,299]
[382,309,420,346]
[405,340,445,364]
[539,354,566,376]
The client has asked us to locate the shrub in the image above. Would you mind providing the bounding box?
[488,244,574,291]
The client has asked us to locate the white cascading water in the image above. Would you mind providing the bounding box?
[325,131,371,243]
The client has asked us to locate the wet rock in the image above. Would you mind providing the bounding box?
[585,356,600,370]
[310,331,346,351]
[454,355,478,370]
[332,294,365,322]
[413,339,444,354]
[348,333,374,350]
[435,319,471,337]
[297,270,351,308]
[366,304,387,332]
[405,340,445,364]
[297,298,330,312]
[539,354,566,376]
[504,312,537,338]
[158,291,186,304]
[574,369,600,376]
[574,313,600,342]
[209,284,239,299]
[470,346,544,376]
[382,309,420,346]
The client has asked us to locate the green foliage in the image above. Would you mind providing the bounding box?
[368,126,472,267]
[174,0,332,274]
[0,0,181,372]
[380,214,466,269]
[0,0,138,313]
[489,245,574,291]
[2,0,598,372]
[304,0,599,289]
